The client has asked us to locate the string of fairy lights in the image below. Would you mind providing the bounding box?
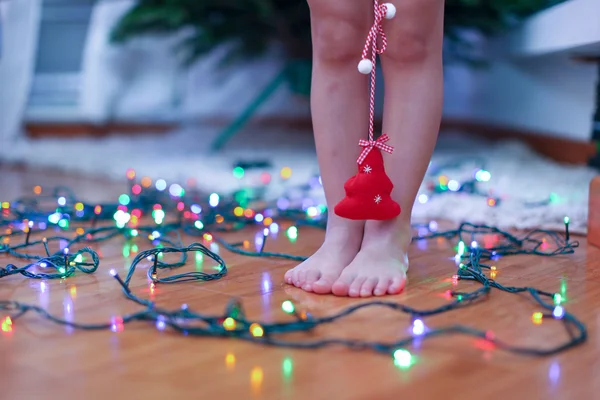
[0,166,587,366]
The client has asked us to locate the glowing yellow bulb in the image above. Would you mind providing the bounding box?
[204,233,213,242]
[75,202,84,211]
[250,323,264,337]
[234,207,244,217]
[1,202,9,209]
[223,317,237,331]
[490,271,497,279]
[439,175,449,186]
[70,286,77,298]
[243,240,250,249]
[280,167,292,180]
[216,215,225,224]
[251,367,264,391]
[33,186,42,195]
[1,316,13,333]
[263,217,273,226]
[532,312,543,325]
[491,266,497,271]
[225,353,236,369]
[76,228,85,235]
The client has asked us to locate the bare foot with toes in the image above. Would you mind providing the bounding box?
[284,220,364,294]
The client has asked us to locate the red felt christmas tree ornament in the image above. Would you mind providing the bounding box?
[334,1,401,221]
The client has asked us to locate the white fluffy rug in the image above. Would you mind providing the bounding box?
[0,126,595,233]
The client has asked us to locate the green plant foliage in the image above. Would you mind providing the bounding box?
[111,0,564,66]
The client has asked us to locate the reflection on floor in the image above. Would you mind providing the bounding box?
[1,166,599,399]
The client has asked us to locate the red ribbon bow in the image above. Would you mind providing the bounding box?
[357,134,394,164]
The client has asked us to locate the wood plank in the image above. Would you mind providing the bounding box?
[0,166,598,399]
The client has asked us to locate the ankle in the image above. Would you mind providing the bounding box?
[323,216,364,247]
[362,217,411,253]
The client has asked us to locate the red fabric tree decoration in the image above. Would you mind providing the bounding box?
[334,1,401,221]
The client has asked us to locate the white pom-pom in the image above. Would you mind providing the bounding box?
[358,59,373,74]
[384,3,396,19]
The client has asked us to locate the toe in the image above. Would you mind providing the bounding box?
[294,270,307,288]
[284,268,295,284]
[312,274,338,294]
[302,270,321,292]
[360,277,379,297]
[388,276,406,294]
[332,272,356,296]
[374,278,391,296]
[348,276,367,298]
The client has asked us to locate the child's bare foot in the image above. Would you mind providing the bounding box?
[332,219,410,297]
[284,219,364,294]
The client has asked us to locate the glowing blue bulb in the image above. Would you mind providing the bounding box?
[447,180,460,192]
[255,214,264,223]
[428,221,438,232]
[155,179,167,191]
[191,204,202,214]
[553,306,564,319]
[276,198,290,210]
[412,319,425,336]
[39,262,48,268]
[209,193,219,207]
[156,316,166,331]
[418,194,429,204]
[270,223,279,234]
[263,228,269,236]
[471,241,478,249]
[152,231,161,239]
[109,269,117,276]
[169,184,184,197]
[57,197,66,206]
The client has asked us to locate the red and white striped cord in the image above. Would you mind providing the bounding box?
[356,1,397,165]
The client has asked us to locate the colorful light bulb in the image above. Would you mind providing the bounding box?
[223,317,237,331]
[250,323,264,337]
[393,349,412,368]
[412,319,425,336]
[532,312,543,325]
[553,306,564,319]
[281,301,295,314]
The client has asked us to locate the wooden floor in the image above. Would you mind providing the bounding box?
[1,166,599,400]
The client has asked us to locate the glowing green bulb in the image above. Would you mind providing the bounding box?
[393,349,412,368]
[457,294,463,302]
[74,254,83,263]
[58,267,66,275]
[457,241,465,256]
[282,357,293,379]
[194,221,204,230]
[130,229,138,237]
[58,219,69,229]
[281,300,295,314]
[287,226,298,241]
[554,293,562,305]
[118,194,130,206]
[564,216,570,225]
[233,167,245,180]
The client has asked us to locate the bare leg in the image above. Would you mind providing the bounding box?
[284,0,372,294]
[332,0,445,297]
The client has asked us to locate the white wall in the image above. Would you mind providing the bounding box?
[443,55,597,141]
[0,0,41,143]
[443,0,599,141]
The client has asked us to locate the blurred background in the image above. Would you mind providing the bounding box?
[0,0,599,231]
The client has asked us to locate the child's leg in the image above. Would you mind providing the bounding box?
[332,0,445,297]
[284,0,372,294]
